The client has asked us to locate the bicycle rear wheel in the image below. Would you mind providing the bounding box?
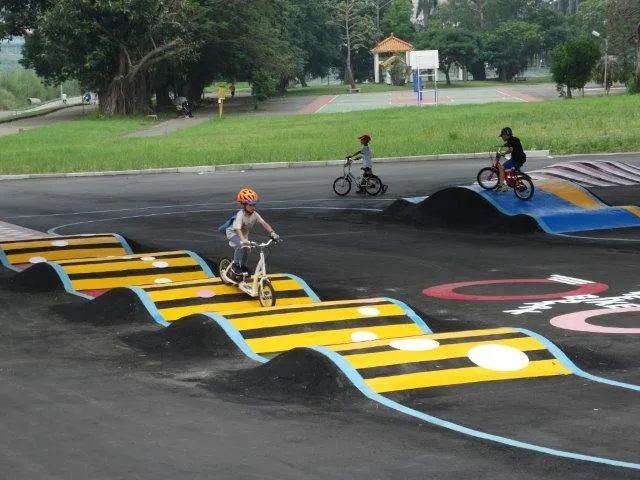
[364,175,383,196]
[477,167,499,190]
[258,278,276,307]
[333,176,352,196]
[514,176,535,200]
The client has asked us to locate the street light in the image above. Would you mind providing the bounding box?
[592,30,609,95]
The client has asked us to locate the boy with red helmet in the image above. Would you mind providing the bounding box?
[224,188,279,277]
[347,134,374,193]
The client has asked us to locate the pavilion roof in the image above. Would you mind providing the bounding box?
[371,33,414,53]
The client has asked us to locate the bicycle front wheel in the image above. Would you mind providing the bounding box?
[218,258,233,284]
[477,168,499,190]
[364,175,383,196]
[333,176,352,196]
[514,176,535,200]
[258,278,276,307]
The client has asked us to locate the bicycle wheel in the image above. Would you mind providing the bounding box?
[477,167,499,190]
[332,176,352,196]
[218,258,233,284]
[513,176,535,200]
[258,278,276,307]
[364,175,383,196]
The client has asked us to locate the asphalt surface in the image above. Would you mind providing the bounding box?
[1,155,640,479]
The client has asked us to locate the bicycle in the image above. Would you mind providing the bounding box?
[218,238,280,307]
[332,158,388,196]
[476,149,534,200]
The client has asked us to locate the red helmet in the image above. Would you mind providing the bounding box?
[236,187,259,205]
[358,133,371,142]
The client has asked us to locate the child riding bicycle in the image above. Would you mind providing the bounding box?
[220,188,279,279]
[346,133,373,194]
[496,127,526,192]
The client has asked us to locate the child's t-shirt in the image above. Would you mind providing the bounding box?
[226,209,263,240]
[361,145,372,169]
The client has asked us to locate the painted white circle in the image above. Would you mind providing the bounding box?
[152,261,169,268]
[29,256,47,264]
[357,307,381,316]
[389,338,440,351]
[197,289,215,298]
[51,240,69,247]
[154,278,173,284]
[468,344,530,372]
[351,331,379,342]
[140,256,156,261]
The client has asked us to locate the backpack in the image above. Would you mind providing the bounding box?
[217,214,236,233]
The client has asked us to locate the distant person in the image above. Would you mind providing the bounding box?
[230,83,236,98]
[61,93,67,104]
[347,133,374,194]
[496,127,526,192]
[83,92,91,103]
[219,188,279,278]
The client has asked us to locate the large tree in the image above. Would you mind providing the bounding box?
[21,0,205,115]
[607,0,640,76]
[380,0,415,41]
[416,27,479,85]
[550,35,600,97]
[0,0,50,38]
[339,0,378,89]
[483,20,543,80]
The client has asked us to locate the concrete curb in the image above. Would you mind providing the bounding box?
[0,150,550,181]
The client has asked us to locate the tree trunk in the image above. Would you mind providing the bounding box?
[469,60,486,80]
[99,51,152,115]
[443,65,451,86]
[345,52,356,89]
[300,76,308,87]
[566,86,573,98]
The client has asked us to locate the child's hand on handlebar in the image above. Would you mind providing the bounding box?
[270,231,280,241]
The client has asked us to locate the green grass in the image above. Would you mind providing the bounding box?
[1,94,639,175]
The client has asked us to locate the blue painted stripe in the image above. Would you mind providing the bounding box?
[517,328,640,391]
[126,286,169,326]
[112,233,134,254]
[201,312,268,363]
[308,345,640,471]
[281,273,321,302]
[185,251,216,278]
[46,261,93,299]
[383,297,432,333]
[0,248,20,271]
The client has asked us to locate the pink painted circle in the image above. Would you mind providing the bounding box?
[423,279,609,301]
[197,289,215,298]
[550,307,640,334]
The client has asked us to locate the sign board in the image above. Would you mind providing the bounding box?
[408,50,439,70]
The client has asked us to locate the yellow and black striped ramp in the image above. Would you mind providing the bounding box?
[131,274,321,324]
[0,233,133,271]
[324,327,571,393]
[49,250,215,298]
[201,298,430,355]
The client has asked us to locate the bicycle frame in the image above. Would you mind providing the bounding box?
[341,161,364,185]
[237,242,269,296]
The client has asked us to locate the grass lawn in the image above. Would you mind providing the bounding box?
[1,94,639,175]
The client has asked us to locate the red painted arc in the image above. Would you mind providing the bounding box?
[423,279,609,301]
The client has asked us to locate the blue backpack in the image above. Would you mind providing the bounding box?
[217,214,236,233]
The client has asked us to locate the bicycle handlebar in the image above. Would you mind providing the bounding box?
[240,238,281,249]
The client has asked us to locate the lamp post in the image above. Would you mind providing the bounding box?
[592,30,609,95]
